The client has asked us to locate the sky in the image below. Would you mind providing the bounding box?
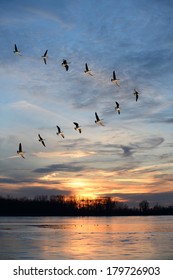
[0,0,173,206]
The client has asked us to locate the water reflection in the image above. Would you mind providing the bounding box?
[0,216,173,259]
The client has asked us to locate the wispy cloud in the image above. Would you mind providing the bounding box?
[33,163,87,174]
[32,150,96,159]
[25,7,73,29]
[0,185,71,198]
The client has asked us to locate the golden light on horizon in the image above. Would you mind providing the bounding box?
[4,159,170,201]
[66,178,98,198]
[37,169,160,198]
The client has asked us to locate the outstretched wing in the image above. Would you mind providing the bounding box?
[56,126,61,133]
[95,112,99,121]
[44,50,48,56]
[113,70,116,80]
[85,63,89,71]
[63,59,67,64]
[115,101,119,108]
[19,143,22,152]
[73,122,78,127]
[14,44,18,52]
[42,140,46,147]
[88,71,93,76]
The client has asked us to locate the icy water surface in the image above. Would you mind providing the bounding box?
[0,216,173,259]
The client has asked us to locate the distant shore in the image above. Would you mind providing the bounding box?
[1,195,173,216]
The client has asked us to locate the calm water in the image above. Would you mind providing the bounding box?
[0,216,173,260]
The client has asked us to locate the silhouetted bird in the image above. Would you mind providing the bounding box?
[111,70,120,87]
[17,143,25,158]
[73,122,82,133]
[38,134,46,147]
[42,50,48,64]
[84,63,93,76]
[115,101,120,114]
[133,89,140,102]
[13,44,21,55]
[95,112,104,126]
[61,59,70,71]
[56,125,64,138]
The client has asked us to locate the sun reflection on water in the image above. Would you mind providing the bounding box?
[1,216,173,259]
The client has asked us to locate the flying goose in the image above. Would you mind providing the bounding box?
[56,125,64,138]
[17,143,25,158]
[115,101,120,114]
[73,122,82,133]
[133,89,140,102]
[95,112,104,126]
[84,63,93,76]
[111,70,120,87]
[61,59,70,71]
[13,44,21,56]
[38,134,46,147]
[42,50,48,64]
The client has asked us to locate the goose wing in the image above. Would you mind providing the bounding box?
[95,112,99,121]
[14,44,18,52]
[113,70,116,80]
[63,59,67,64]
[115,101,119,108]
[56,126,61,133]
[85,63,89,71]
[42,140,46,147]
[134,88,139,94]
[44,50,48,56]
[73,122,79,128]
[19,143,22,152]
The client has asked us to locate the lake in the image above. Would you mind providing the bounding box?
[0,216,173,260]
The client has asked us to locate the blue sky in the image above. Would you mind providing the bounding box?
[0,0,173,206]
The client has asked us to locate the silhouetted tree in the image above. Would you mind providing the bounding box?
[139,200,149,214]
[1,195,173,216]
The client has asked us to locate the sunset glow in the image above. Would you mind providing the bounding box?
[0,0,173,206]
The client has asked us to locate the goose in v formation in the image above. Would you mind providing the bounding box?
[13,44,22,56]
[56,125,65,138]
[95,112,104,126]
[17,143,25,158]
[61,59,70,71]
[111,70,120,87]
[133,89,140,102]
[38,134,46,147]
[13,44,143,153]
[115,101,121,114]
[73,122,82,133]
[84,63,93,76]
[42,50,48,64]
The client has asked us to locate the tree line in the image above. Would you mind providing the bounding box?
[0,195,173,216]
